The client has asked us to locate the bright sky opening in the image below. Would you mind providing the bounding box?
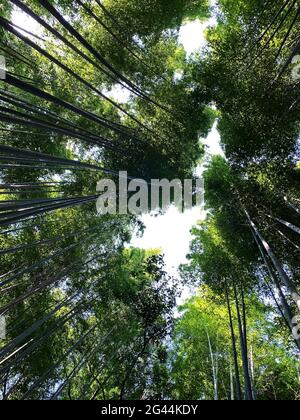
[11,8,43,37]
[178,15,217,57]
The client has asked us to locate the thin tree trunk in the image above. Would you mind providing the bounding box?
[273,216,300,236]
[255,235,300,351]
[206,329,218,400]
[225,283,242,400]
[276,227,300,251]
[233,283,253,400]
[257,0,292,44]
[4,74,138,139]
[284,197,300,215]
[250,0,297,66]
[229,362,234,401]
[9,0,142,99]
[249,346,256,400]
[244,208,300,312]
[274,6,300,60]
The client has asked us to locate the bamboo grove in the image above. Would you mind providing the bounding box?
[0,0,299,401]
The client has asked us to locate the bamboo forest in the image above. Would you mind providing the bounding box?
[0,0,300,403]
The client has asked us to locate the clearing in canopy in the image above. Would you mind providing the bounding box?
[0,0,299,401]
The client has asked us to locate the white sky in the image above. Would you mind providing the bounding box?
[11,8,43,37]
[178,15,217,57]
[103,85,132,104]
